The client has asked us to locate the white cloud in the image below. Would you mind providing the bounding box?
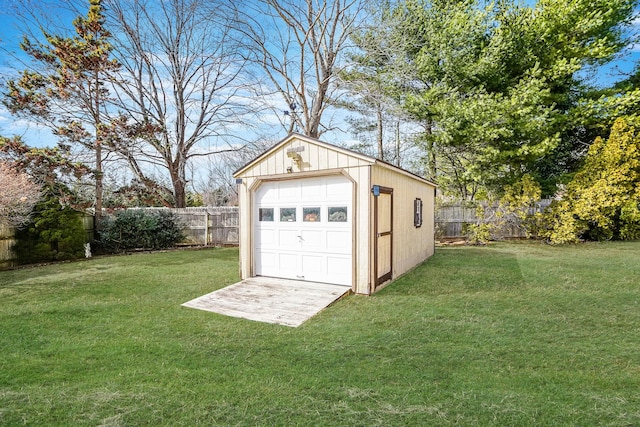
[0,105,57,147]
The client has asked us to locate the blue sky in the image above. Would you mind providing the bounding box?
[0,0,639,150]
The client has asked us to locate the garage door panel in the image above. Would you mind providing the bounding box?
[258,251,277,269]
[256,228,276,247]
[301,230,323,249]
[301,182,324,201]
[327,256,350,269]
[278,181,300,200]
[278,229,300,247]
[301,254,324,274]
[255,176,352,287]
[326,230,350,251]
[326,257,351,285]
[279,253,299,274]
[256,186,278,203]
[326,179,350,199]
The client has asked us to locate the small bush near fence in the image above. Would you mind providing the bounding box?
[98,210,185,253]
[436,199,553,241]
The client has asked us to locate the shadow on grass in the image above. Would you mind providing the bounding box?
[381,245,527,297]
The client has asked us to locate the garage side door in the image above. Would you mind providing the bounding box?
[254,176,352,286]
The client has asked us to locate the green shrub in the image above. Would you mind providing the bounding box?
[461,175,544,245]
[542,117,640,243]
[13,195,86,263]
[462,220,491,245]
[500,174,544,239]
[540,199,581,244]
[98,209,184,253]
[619,200,640,240]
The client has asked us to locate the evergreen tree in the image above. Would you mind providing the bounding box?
[371,0,637,199]
[4,0,120,227]
[14,188,87,263]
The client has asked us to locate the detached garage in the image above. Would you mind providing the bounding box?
[233,133,436,295]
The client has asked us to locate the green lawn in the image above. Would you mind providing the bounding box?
[1,243,639,426]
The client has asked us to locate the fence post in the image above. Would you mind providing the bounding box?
[204,211,209,246]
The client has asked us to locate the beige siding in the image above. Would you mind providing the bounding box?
[307,142,320,168]
[327,150,340,169]
[318,145,329,170]
[238,137,371,178]
[371,164,436,285]
[352,166,371,295]
[237,176,256,280]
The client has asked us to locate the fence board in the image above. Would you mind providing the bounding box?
[436,199,552,240]
[0,223,16,267]
[125,207,239,246]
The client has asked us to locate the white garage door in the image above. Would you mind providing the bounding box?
[254,176,352,286]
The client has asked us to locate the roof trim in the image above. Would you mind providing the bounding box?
[374,159,437,187]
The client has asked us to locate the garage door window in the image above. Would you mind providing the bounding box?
[259,208,274,221]
[280,207,296,222]
[328,206,348,222]
[303,207,321,222]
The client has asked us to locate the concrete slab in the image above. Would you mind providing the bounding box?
[181,277,350,327]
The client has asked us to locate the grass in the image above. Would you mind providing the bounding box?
[1,242,639,426]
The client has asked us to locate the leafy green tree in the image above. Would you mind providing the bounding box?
[461,174,544,244]
[384,0,637,199]
[499,174,544,239]
[544,117,640,243]
[3,0,120,227]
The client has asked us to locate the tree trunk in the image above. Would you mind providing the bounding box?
[395,120,400,167]
[170,158,187,208]
[95,138,103,230]
[424,120,436,181]
[377,108,384,160]
[174,179,187,208]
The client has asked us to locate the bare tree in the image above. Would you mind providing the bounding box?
[236,0,367,138]
[103,0,254,207]
[0,161,42,227]
[194,136,275,206]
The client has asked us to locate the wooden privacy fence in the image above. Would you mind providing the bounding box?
[0,223,16,268]
[436,200,553,240]
[129,207,239,246]
[4,201,553,265]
